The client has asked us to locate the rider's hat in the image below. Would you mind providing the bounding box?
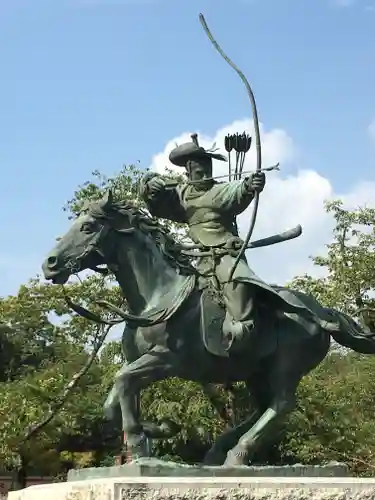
[169,133,227,167]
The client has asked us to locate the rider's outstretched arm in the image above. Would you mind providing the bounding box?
[212,179,256,216]
[139,172,187,223]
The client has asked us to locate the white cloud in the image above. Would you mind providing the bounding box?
[149,119,375,284]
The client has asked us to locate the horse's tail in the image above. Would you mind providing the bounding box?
[327,309,375,354]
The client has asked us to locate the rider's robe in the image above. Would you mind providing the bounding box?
[139,172,324,324]
[140,172,344,342]
[140,172,254,277]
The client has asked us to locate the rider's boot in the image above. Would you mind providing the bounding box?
[215,280,259,356]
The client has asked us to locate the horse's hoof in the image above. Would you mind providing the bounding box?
[123,432,150,459]
[223,449,248,467]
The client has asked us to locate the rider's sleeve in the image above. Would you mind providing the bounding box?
[213,180,255,215]
[139,172,187,223]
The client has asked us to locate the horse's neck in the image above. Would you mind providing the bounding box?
[113,231,188,314]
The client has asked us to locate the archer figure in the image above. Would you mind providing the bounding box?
[139,133,318,356]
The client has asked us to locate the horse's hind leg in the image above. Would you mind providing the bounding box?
[223,372,299,466]
[203,372,272,465]
[114,346,176,459]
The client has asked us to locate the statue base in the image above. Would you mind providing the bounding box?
[67,458,350,481]
[8,476,375,500]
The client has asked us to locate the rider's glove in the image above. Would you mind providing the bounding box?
[244,172,266,193]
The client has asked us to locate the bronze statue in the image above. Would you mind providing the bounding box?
[42,191,375,466]
[40,13,375,467]
[139,133,325,357]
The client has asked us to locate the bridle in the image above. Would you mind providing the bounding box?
[59,216,157,328]
[60,220,125,326]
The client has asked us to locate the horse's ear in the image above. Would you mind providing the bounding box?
[101,189,114,210]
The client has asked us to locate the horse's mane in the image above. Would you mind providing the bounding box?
[88,199,195,273]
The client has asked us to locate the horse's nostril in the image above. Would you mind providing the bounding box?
[47,256,58,268]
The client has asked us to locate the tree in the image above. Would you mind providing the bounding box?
[285,199,375,475]
[64,166,144,218]
[0,279,118,475]
[290,200,375,327]
[280,351,375,476]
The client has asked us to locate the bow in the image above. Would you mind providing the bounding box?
[199,13,262,282]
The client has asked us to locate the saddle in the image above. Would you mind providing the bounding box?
[198,287,276,359]
[198,281,342,359]
[199,287,229,357]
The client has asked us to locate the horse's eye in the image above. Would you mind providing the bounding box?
[81,221,97,233]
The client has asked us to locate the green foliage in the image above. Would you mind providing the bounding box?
[0,278,118,468]
[281,352,375,475]
[142,380,254,463]
[290,200,375,322]
[64,165,144,218]
[285,199,375,474]
[142,380,222,462]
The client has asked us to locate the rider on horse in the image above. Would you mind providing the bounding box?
[139,133,337,356]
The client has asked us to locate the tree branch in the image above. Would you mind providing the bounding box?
[18,324,112,447]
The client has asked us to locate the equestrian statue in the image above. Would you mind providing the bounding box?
[41,14,375,466]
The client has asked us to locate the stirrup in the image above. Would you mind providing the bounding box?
[222,318,254,351]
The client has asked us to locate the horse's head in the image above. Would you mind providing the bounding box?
[42,190,133,284]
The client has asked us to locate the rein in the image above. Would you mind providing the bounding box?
[59,200,301,328]
[61,286,125,326]
[62,284,164,328]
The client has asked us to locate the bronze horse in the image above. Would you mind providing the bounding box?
[42,192,375,466]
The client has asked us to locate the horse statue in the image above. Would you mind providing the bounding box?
[42,191,375,466]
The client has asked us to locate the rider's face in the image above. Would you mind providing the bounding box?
[187,158,213,184]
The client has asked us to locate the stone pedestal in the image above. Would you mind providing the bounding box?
[7,460,353,500]
[67,458,349,481]
[7,476,375,500]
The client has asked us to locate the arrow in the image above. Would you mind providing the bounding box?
[164,163,279,189]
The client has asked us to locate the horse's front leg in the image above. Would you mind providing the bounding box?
[114,346,177,459]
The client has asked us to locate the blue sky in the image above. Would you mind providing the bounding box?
[1,0,374,296]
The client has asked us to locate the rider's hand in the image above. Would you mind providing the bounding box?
[245,172,266,193]
[146,176,166,196]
